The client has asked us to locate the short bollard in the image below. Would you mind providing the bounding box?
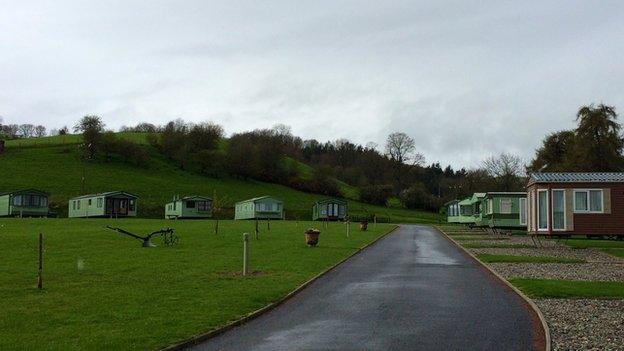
[243,233,249,276]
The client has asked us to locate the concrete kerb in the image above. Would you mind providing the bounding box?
[161,225,400,351]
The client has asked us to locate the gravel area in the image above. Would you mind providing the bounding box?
[536,299,624,351]
[470,247,622,263]
[487,262,624,282]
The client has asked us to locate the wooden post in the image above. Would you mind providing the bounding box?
[38,233,43,290]
[242,233,249,276]
[374,215,377,228]
[267,218,270,231]
[255,219,259,240]
[346,220,350,238]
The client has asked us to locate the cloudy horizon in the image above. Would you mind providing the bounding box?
[1,0,623,169]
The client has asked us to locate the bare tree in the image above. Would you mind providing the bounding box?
[5,124,19,138]
[482,153,525,191]
[18,124,35,138]
[35,125,46,137]
[385,132,424,165]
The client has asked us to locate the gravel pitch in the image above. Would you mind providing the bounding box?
[450,230,624,350]
[536,299,624,351]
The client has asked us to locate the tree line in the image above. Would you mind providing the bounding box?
[2,103,621,211]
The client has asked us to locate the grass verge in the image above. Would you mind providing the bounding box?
[559,239,624,249]
[477,254,585,264]
[0,218,393,350]
[461,243,534,249]
[599,248,624,259]
[454,236,510,241]
[510,278,624,299]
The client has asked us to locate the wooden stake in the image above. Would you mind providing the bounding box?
[267,218,270,231]
[242,233,249,276]
[255,219,259,240]
[38,233,43,290]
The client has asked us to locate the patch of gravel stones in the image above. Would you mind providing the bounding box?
[469,247,622,263]
[536,299,624,351]
[486,262,624,282]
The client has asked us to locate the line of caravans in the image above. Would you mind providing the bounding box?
[0,190,348,221]
[446,172,624,238]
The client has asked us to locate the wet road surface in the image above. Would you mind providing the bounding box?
[189,225,542,351]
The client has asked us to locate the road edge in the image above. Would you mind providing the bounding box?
[434,226,551,351]
[161,224,400,351]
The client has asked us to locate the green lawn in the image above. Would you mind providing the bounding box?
[460,243,534,249]
[0,218,395,350]
[0,135,439,223]
[477,254,585,264]
[510,278,624,299]
[558,239,624,249]
[600,248,624,259]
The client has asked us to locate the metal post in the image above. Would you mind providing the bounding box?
[243,233,249,276]
[38,233,43,290]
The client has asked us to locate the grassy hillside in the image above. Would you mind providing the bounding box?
[0,134,440,223]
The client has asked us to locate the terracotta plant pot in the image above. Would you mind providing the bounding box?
[305,228,321,246]
[360,221,368,231]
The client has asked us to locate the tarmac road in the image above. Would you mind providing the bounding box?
[189,225,543,351]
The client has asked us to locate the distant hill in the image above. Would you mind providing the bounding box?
[0,133,440,223]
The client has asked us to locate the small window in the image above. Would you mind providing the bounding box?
[129,200,135,211]
[72,201,76,210]
[574,190,603,213]
[88,199,92,206]
[500,199,512,214]
[97,198,103,208]
[77,200,81,210]
[13,195,23,206]
[186,201,196,208]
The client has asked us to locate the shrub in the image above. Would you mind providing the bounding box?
[359,185,393,205]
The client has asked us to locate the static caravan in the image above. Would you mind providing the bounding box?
[234,196,284,220]
[68,191,138,218]
[526,172,624,237]
[0,189,49,217]
[313,198,347,221]
[445,199,461,223]
[457,197,475,224]
[470,193,487,227]
[481,192,527,229]
[165,195,212,219]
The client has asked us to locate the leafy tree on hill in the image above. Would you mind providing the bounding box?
[528,104,624,172]
[74,115,105,159]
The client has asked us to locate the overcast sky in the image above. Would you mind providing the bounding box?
[1,1,623,168]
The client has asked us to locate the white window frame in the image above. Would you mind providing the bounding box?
[487,199,493,214]
[519,198,527,225]
[573,189,604,214]
[551,189,566,231]
[537,189,549,231]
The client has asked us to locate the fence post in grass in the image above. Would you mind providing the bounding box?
[38,233,43,290]
[267,218,270,231]
[374,215,377,228]
[346,220,350,238]
[242,233,249,276]
[255,219,259,240]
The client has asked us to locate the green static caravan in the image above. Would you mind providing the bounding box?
[445,199,461,223]
[0,189,49,217]
[165,195,212,219]
[457,197,476,224]
[481,192,527,229]
[234,196,284,220]
[312,198,347,221]
[68,191,138,218]
[470,192,487,227]
[446,197,475,224]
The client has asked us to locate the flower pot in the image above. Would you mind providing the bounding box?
[360,221,368,231]
[305,229,320,246]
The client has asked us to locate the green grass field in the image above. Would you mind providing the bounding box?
[510,278,624,299]
[0,134,439,223]
[557,238,624,249]
[600,248,624,258]
[0,218,395,350]
[477,254,585,264]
